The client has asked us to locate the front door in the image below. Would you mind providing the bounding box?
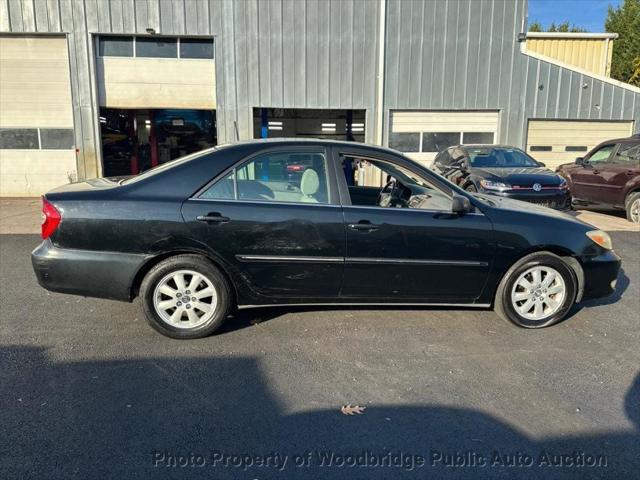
[570,143,617,201]
[336,150,494,303]
[182,147,345,299]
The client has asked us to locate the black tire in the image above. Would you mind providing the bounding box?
[139,254,232,339]
[464,183,477,193]
[625,191,640,224]
[494,252,577,329]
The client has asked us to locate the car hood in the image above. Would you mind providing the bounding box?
[475,193,585,223]
[471,167,563,186]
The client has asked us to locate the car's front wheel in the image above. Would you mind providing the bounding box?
[494,252,577,328]
[139,255,232,339]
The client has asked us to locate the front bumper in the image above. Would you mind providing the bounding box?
[580,250,622,302]
[482,190,571,210]
[31,240,148,301]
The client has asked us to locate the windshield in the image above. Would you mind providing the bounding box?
[467,147,539,168]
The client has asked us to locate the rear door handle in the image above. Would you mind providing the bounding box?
[348,221,379,231]
[196,213,230,224]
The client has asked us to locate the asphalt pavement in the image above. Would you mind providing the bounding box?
[0,222,639,478]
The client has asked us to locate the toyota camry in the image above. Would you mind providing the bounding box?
[32,139,621,339]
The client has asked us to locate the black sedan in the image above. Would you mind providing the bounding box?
[32,139,620,339]
[433,145,571,209]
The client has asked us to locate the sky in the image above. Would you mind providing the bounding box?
[528,0,623,32]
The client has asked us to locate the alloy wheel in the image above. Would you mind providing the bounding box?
[631,198,640,224]
[510,266,566,322]
[153,269,218,329]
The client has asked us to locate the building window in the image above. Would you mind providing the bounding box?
[40,129,75,150]
[565,146,588,152]
[463,132,494,144]
[0,128,74,150]
[0,129,39,149]
[99,36,134,57]
[136,37,178,58]
[422,132,461,153]
[389,133,420,152]
[179,38,214,59]
[530,146,552,152]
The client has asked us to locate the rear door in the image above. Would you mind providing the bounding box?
[334,147,494,303]
[570,143,617,201]
[599,142,640,206]
[181,146,345,299]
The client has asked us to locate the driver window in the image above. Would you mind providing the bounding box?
[586,145,615,164]
[341,155,452,211]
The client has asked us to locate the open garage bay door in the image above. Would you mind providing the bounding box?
[526,120,634,170]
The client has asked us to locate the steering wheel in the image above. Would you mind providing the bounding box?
[377,178,404,208]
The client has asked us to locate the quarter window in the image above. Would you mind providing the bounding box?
[201,152,330,204]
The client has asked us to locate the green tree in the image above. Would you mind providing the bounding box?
[528,20,587,33]
[606,0,640,86]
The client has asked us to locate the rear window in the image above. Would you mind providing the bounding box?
[121,147,217,184]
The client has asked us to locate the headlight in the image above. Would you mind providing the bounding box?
[586,230,613,250]
[558,178,569,189]
[480,179,511,192]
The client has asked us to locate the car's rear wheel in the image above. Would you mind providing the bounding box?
[625,192,640,224]
[494,252,577,328]
[139,255,232,339]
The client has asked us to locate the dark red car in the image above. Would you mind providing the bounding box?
[557,135,640,223]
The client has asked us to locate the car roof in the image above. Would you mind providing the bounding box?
[218,137,404,156]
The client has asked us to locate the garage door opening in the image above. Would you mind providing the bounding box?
[100,108,216,177]
[253,108,366,142]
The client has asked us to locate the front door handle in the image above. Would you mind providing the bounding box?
[196,213,230,224]
[348,221,379,231]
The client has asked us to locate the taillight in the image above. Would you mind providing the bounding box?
[41,197,61,239]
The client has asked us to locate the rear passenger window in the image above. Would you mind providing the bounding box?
[200,151,330,204]
[611,144,640,164]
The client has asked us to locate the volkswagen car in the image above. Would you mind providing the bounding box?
[433,145,571,209]
[32,139,620,339]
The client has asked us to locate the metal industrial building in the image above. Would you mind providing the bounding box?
[1,0,639,196]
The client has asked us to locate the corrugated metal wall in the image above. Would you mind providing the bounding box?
[527,37,613,77]
[383,0,639,148]
[1,0,638,182]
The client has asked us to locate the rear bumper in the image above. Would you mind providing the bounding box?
[580,250,622,302]
[484,190,571,210]
[31,240,148,302]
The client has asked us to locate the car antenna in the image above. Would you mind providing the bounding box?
[233,121,239,142]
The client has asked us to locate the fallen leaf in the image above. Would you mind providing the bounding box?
[341,404,366,416]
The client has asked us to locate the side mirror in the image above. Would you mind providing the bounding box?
[538,161,546,167]
[452,194,472,214]
[575,157,584,165]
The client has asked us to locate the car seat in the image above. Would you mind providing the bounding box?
[300,169,321,203]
